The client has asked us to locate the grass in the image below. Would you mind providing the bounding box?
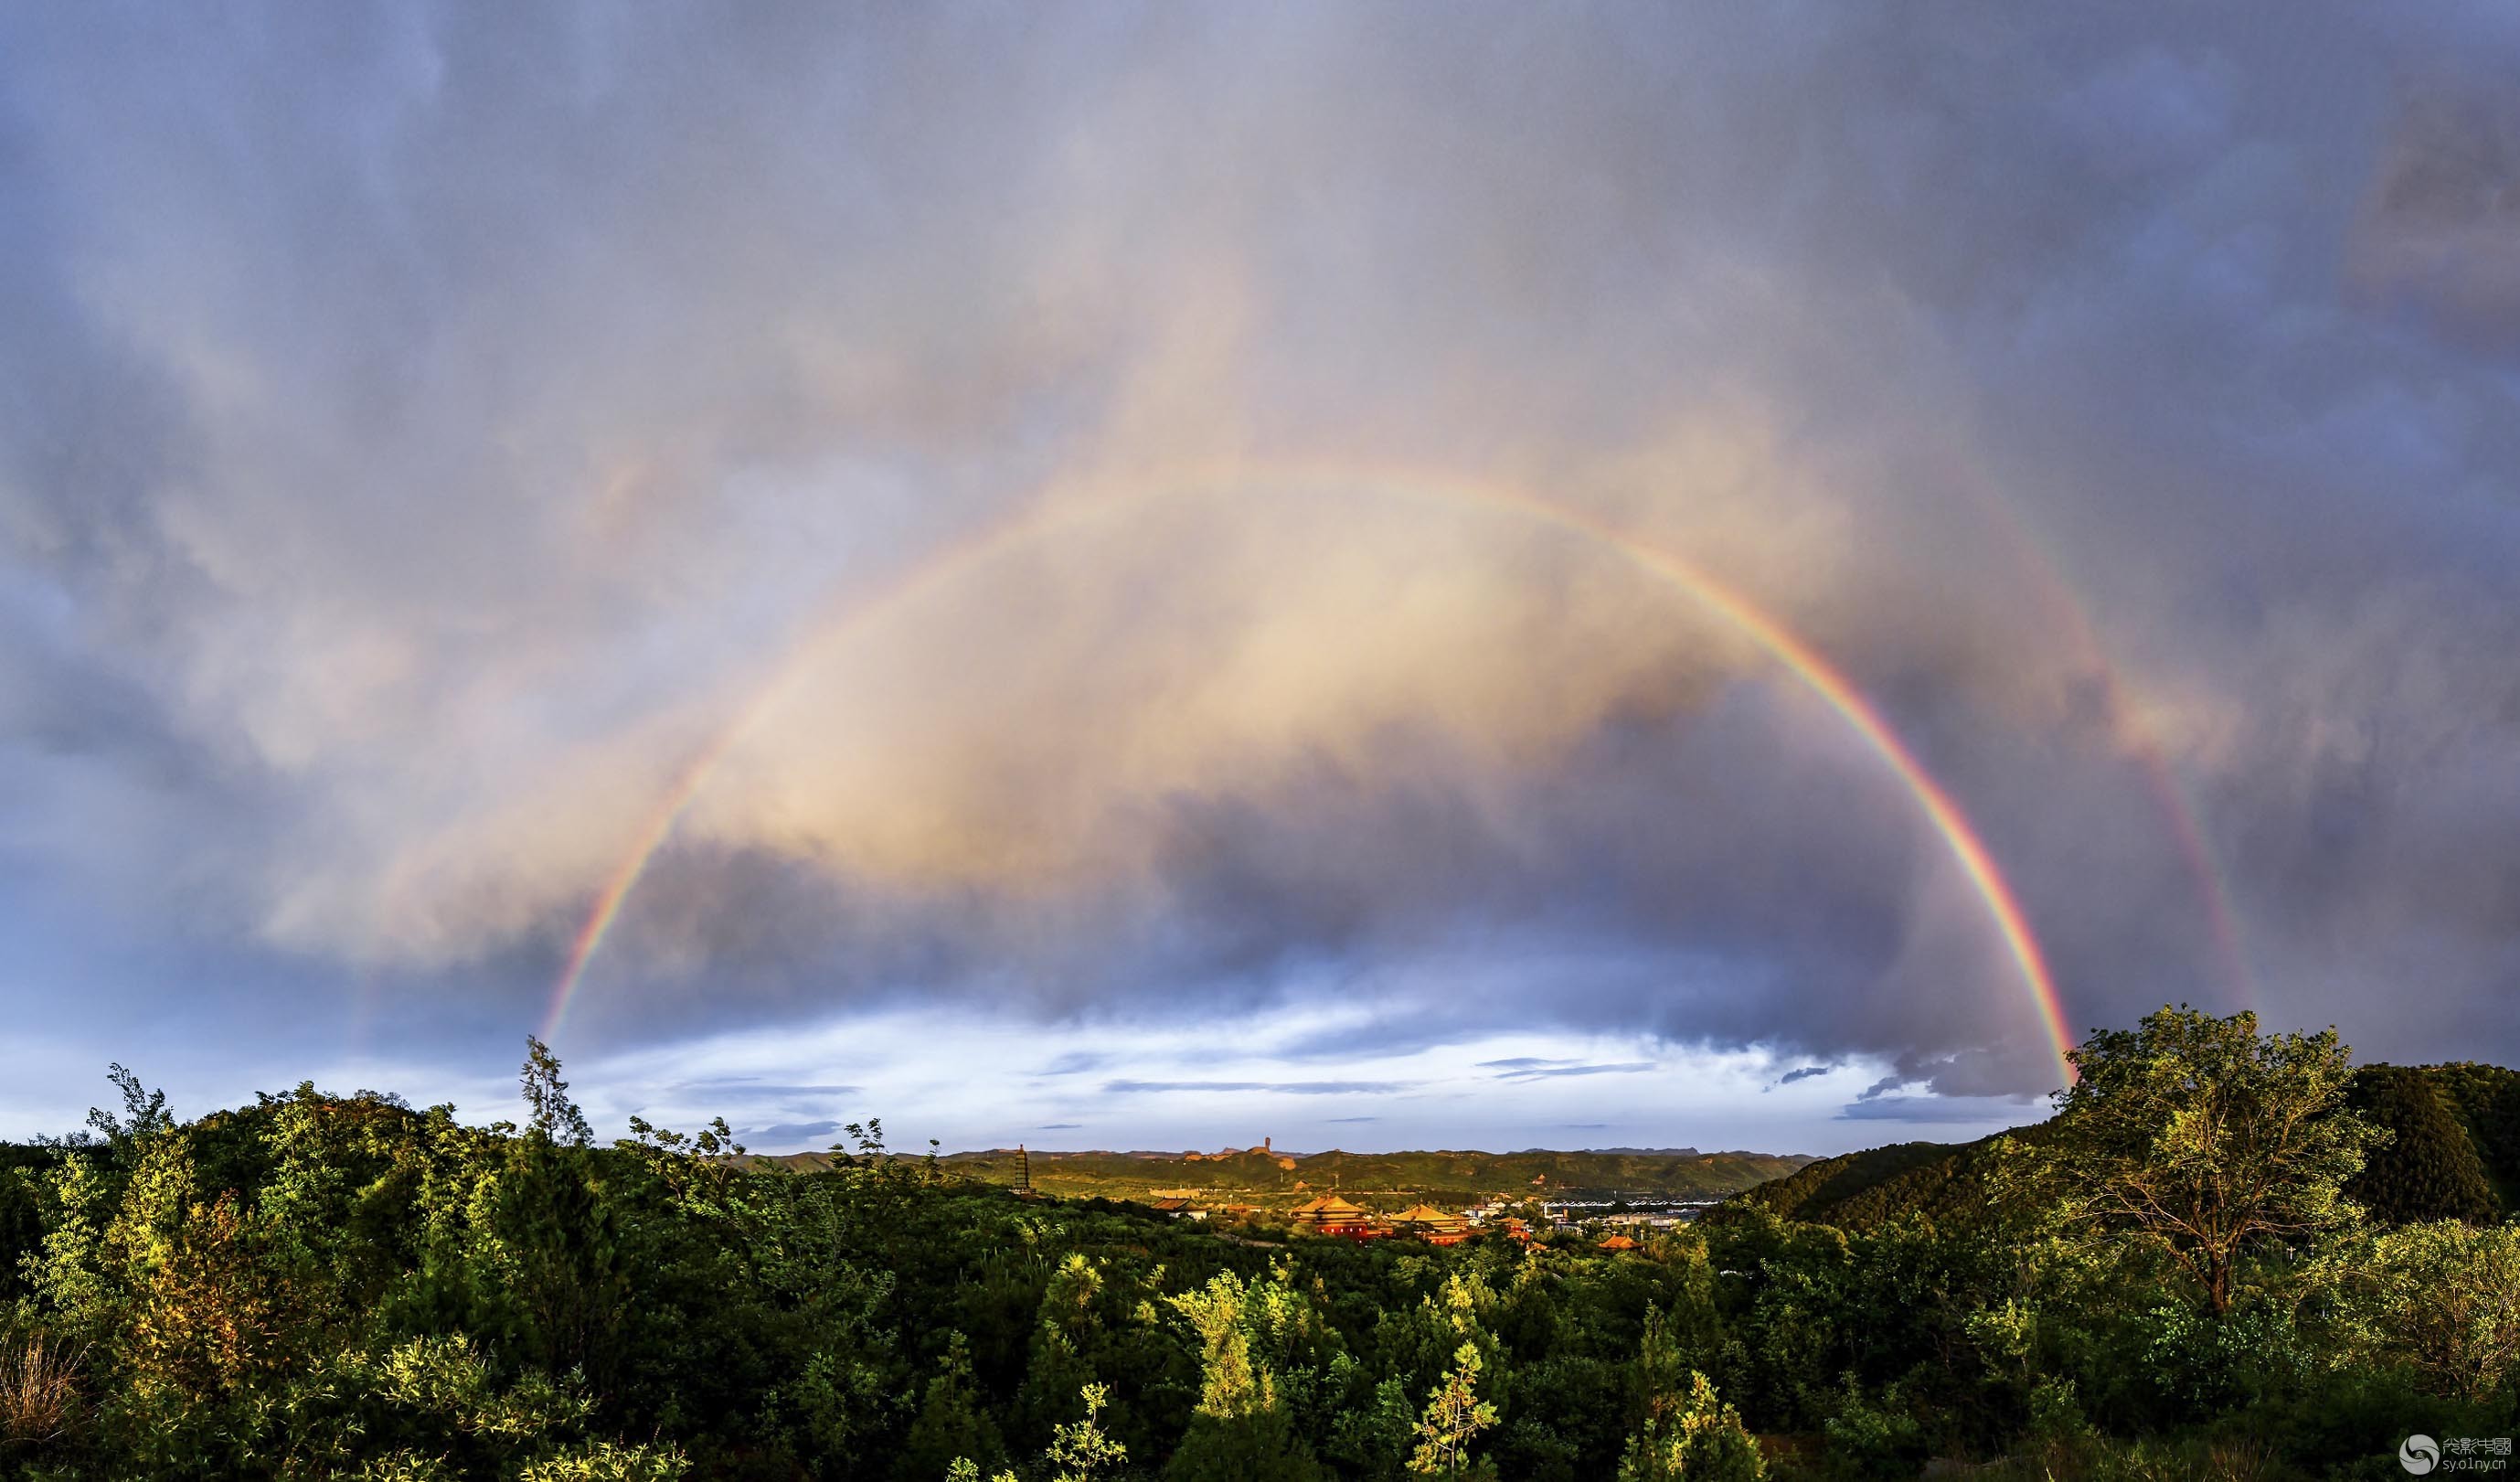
[0,1334,82,1447]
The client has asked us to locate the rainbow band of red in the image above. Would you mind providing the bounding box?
[544,465,2079,1086]
[545,730,747,1038]
[1454,480,2077,1085]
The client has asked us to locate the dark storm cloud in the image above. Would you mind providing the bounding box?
[3,1,2519,1133]
[1777,1067,1833,1086]
[2350,80,2520,347]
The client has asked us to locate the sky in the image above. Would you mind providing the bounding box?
[3,5,2518,1156]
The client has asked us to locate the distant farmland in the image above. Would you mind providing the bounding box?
[747,1143,1815,1204]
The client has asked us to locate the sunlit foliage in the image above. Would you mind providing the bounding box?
[2,1013,2515,1479]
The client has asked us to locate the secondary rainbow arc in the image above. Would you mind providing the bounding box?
[1954,465,2256,1013]
[543,465,2079,1086]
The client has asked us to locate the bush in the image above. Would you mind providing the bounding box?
[517,1440,692,1480]
[2325,1220,2520,1403]
[1617,1370,1762,1482]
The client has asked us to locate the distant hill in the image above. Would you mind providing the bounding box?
[1726,1061,2520,1231]
[742,1144,1815,1205]
[1725,1127,2042,1230]
[2346,1062,2520,1222]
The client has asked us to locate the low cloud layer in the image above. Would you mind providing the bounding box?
[4,5,2518,1140]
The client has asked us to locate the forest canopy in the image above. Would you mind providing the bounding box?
[2,1008,2515,1481]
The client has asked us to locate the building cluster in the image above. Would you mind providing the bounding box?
[1590,1206,1711,1231]
[1132,1188,1690,1252]
[1287,1194,1479,1243]
[1124,1140,1697,1249]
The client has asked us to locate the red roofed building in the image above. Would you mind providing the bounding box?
[1388,1204,1473,1245]
[1289,1194,1381,1239]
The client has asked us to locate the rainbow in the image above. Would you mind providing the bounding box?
[1955,466,2256,1010]
[543,465,2079,1085]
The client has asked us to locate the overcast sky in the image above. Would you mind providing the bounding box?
[4,5,2517,1155]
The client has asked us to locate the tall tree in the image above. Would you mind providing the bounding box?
[2051,1006,2379,1315]
[518,1037,594,1148]
[898,1334,1007,1482]
[1166,1272,1324,1482]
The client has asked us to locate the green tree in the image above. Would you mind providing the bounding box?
[519,1038,594,1148]
[1617,1370,1762,1482]
[1406,1342,1496,1478]
[86,1064,175,1148]
[1617,1305,1763,1482]
[1044,1382,1128,1482]
[1166,1271,1324,1481]
[1324,1374,1418,1480]
[1016,1253,1111,1451]
[2051,1006,2380,1315]
[1174,1271,1272,1419]
[897,1333,1007,1482]
[1167,1410,1324,1482]
[2325,1220,2520,1403]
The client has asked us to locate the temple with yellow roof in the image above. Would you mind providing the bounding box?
[1387,1204,1471,1245]
[1288,1193,1377,1237]
[1289,1195,1477,1244]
